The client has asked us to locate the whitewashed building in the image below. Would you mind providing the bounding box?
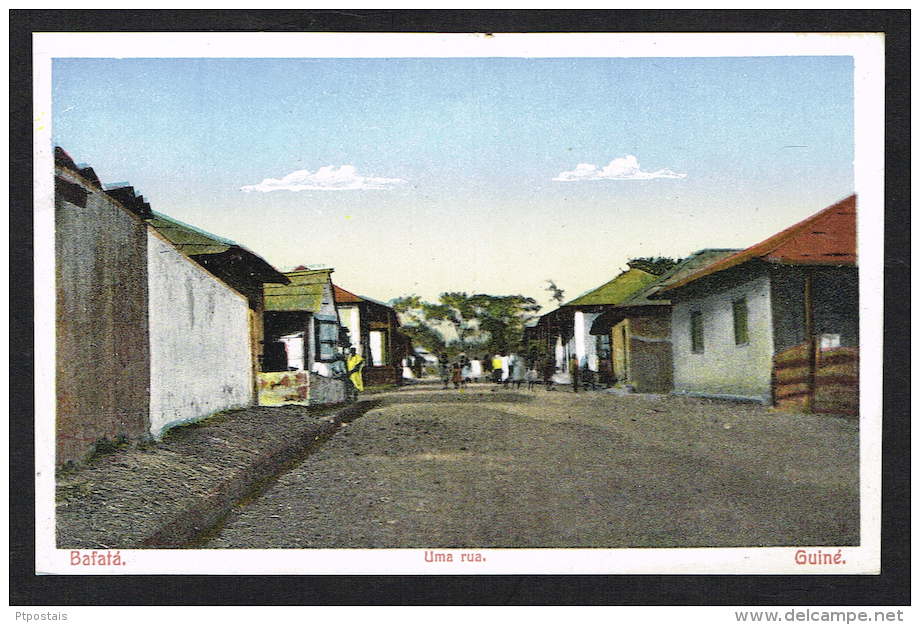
[55,147,288,463]
[655,195,858,413]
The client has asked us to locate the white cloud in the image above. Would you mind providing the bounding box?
[553,155,686,182]
[241,165,406,192]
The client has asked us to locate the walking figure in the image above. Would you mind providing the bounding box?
[451,363,462,389]
[346,347,364,402]
[570,354,580,393]
[438,352,450,389]
[491,354,503,385]
[510,353,525,389]
[526,367,538,391]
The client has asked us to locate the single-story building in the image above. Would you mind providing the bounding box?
[261,267,346,405]
[334,284,413,387]
[590,249,741,393]
[652,194,858,414]
[532,267,660,384]
[55,147,288,464]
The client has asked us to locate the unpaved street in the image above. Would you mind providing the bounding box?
[205,383,859,549]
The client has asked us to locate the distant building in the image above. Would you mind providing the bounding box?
[54,147,288,464]
[532,267,660,384]
[334,284,413,387]
[654,194,858,414]
[590,250,741,393]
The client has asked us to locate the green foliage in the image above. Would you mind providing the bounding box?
[627,256,681,276]
[469,293,541,354]
[545,280,565,304]
[391,294,423,314]
[521,336,547,367]
[395,323,446,355]
[391,292,541,355]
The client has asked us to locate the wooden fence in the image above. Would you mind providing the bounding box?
[773,342,859,416]
[362,364,403,387]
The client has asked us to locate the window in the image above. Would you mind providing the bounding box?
[596,333,611,360]
[732,298,749,346]
[690,311,704,354]
[314,319,338,362]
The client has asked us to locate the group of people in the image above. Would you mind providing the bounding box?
[436,351,546,390]
[565,354,613,392]
[428,349,620,393]
[438,352,471,389]
[327,345,609,400]
[331,347,365,401]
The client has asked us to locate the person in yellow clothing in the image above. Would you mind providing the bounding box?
[346,347,364,400]
[491,354,503,385]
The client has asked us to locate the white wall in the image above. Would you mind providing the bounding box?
[671,275,774,403]
[339,305,361,354]
[561,311,601,376]
[147,233,253,437]
[279,334,304,370]
[582,311,600,370]
[574,311,586,365]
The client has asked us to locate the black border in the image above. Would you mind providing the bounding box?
[10,10,909,606]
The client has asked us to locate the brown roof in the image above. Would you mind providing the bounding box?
[333,284,363,304]
[661,194,856,292]
[148,212,289,287]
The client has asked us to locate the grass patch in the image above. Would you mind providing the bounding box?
[85,433,130,463]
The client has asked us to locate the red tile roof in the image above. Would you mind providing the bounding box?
[662,194,856,292]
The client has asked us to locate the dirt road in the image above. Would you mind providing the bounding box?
[205,383,859,549]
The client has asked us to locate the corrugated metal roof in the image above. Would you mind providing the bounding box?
[661,194,857,293]
[265,268,334,312]
[563,267,659,307]
[105,186,153,220]
[55,146,104,190]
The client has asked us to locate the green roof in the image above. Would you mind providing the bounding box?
[147,212,236,256]
[564,267,659,307]
[618,249,743,306]
[264,268,333,312]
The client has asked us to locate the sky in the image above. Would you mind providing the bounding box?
[45,35,862,313]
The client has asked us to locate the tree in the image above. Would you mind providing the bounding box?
[391,292,541,356]
[545,280,565,305]
[394,322,447,356]
[627,256,681,276]
[424,292,484,348]
[391,295,448,354]
[468,293,541,354]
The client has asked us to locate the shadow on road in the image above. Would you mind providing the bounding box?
[380,388,538,405]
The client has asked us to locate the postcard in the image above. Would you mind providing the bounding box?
[34,31,884,576]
